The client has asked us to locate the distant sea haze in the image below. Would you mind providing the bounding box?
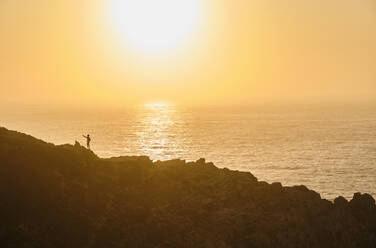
[2,103,376,200]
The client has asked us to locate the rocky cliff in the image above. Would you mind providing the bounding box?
[0,127,375,247]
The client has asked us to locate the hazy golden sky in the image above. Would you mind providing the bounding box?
[1,0,375,108]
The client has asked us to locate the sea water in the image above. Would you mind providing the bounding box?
[1,103,375,200]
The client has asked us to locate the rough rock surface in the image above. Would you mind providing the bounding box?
[0,127,375,247]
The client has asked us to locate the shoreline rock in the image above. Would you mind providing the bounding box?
[0,127,375,247]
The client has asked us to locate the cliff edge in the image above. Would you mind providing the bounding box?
[0,127,375,247]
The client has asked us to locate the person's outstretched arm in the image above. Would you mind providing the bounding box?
[82,135,86,138]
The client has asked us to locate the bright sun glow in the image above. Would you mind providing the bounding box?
[110,0,200,54]
[144,102,171,109]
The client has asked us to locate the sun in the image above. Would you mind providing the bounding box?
[109,0,201,54]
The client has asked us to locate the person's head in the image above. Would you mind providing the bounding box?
[87,134,90,137]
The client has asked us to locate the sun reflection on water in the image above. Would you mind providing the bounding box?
[144,102,171,109]
[137,103,183,160]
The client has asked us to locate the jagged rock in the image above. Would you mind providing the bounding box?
[0,126,375,248]
[196,158,206,164]
[350,192,375,207]
[334,196,348,208]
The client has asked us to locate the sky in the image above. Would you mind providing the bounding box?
[0,0,375,109]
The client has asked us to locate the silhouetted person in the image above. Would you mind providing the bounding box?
[82,134,91,149]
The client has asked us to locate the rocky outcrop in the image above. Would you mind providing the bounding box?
[0,127,375,247]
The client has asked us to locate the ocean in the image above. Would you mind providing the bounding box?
[1,103,376,200]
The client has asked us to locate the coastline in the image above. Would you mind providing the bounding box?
[1,126,375,247]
